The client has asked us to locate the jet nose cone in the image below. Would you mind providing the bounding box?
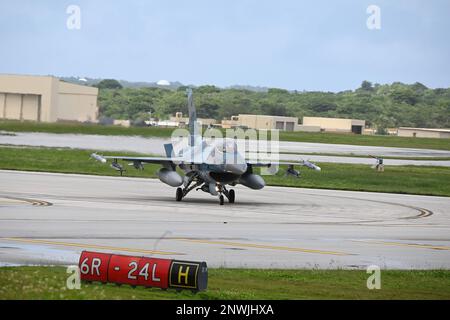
[224,163,247,175]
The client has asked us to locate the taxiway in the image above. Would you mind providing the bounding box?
[0,170,449,269]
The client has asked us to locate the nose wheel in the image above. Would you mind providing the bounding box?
[217,185,235,205]
[221,188,235,204]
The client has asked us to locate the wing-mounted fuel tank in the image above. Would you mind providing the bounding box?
[158,168,183,187]
[239,172,265,190]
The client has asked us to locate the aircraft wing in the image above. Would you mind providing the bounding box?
[247,159,321,171]
[248,160,301,166]
[102,155,184,164]
[91,153,205,165]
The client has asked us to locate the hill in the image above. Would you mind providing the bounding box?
[95,80,450,130]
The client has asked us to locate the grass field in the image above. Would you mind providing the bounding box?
[1,146,449,197]
[2,120,450,151]
[279,131,450,151]
[0,120,174,138]
[0,266,449,300]
[281,152,450,161]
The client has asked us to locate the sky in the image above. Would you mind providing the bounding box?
[0,0,449,91]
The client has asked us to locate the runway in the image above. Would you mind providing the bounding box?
[0,170,449,269]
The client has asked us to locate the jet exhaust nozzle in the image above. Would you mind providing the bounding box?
[239,173,265,190]
[158,168,183,187]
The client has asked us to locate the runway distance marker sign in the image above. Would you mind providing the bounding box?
[78,251,207,291]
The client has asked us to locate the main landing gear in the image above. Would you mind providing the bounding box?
[176,187,183,201]
[175,173,203,202]
[175,176,236,205]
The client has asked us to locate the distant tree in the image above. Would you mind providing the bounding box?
[177,85,189,92]
[197,103,220,119]
[411,82,428,92]
[260,102,287,116]
[433,88,447,95]
[310,102,337,113]
[268,88,289,95]
[376,126,388,135]
[390,87,419,105]
[197,85,221,94]
[95,79,123,89]
[360,80,374,91]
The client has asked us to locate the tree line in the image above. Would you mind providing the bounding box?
[96,80,450,130]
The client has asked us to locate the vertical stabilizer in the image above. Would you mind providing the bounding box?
[186,88,199,146]
[163,143,174,158]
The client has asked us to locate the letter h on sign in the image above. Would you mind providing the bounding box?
[178,265,190,285]
[170,261,197,289]
[169,260,208,291]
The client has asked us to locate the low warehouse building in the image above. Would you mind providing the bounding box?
[398,127,450,139]
[302,117,366,134]
[170,112,217,128]
[231,114,299,131]
[0,74,98,123]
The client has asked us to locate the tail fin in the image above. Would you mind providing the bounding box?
[163,143,174,157]
[186,88,199,146]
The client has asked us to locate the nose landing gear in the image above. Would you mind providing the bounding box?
[226,189,235,203]
[215,184,235,205]
[222,186,235,204]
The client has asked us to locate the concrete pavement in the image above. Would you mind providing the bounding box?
[0,170,449,269]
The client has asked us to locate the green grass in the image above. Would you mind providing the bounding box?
[278,152,450,161]
[1,146,449,197]
[0,120,174,138]
[2,120,450,150]
[264,162,450,197]
[0,266,449,300]
[279,131,450,151]
[0,146,161,178]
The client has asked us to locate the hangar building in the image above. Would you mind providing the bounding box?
[0,74,98,123]
[221,115,367,133]
[398,127,450,139]
[302,117,366,134]
[222,114,299,131]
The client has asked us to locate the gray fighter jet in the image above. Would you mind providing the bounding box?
[91,89,320,205]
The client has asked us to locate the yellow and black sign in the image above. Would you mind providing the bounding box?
[169,260,208,291]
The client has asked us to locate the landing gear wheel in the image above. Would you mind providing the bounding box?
[176,187,183,201]
[219,195,224,205]
[228,189,235,203]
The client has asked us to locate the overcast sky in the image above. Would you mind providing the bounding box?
[0,0,449,91]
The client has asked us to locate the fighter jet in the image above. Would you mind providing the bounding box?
[91,89,320,205]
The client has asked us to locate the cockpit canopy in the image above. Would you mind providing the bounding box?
[215,139,238,154]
